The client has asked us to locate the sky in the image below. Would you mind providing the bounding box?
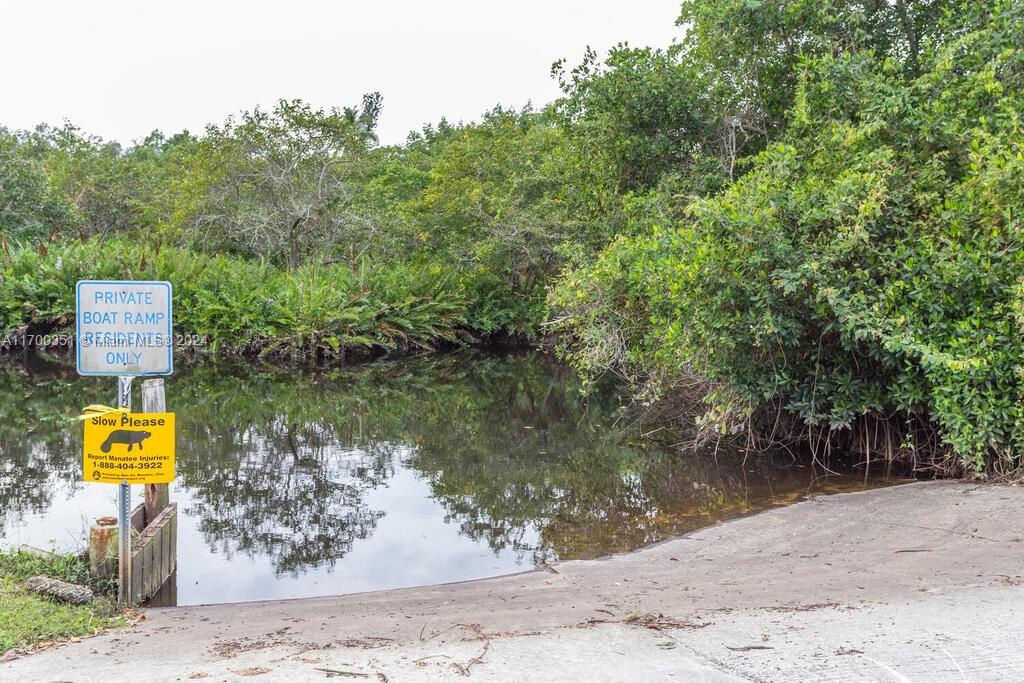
[0,1,682,146]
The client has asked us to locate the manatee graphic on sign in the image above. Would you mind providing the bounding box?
[100,429,153,453]
[83,412,175,484]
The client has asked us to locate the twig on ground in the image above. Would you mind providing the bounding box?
[314,667,369,678]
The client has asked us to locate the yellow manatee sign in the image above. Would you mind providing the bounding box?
[83,412,175,484]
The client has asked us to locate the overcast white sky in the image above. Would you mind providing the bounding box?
[0,1,682,146]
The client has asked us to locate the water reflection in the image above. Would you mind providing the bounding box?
[0,351,896,604]
[0,363,85,528]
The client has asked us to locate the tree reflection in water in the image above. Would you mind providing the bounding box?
[0,351,886,577]
[0,361,89,529]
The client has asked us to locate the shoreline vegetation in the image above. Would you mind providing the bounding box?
[0,239,536,363]
[0,549,124,657]
[2,2,1023,476]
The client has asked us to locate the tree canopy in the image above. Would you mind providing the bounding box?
[2,0,1022,473]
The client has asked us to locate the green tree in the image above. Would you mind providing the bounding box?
[553,0,1024,472]
[552,45,720,191]
[413,108,566,290]
[0,131,76,242]
[677,0,961,144]
[25,124,143,238]
[189,96,382,268]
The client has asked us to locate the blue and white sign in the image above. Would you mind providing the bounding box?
[76,281,173,376]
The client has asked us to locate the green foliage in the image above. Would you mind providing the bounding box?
[554,1,1024,472]
[0,550,122,654]
[0,578,122,654]
[415,109,567,288]
[186,97,382,267]
[352,108,573,295]
[553,44,720,193]
[549,189,684,388]
[0,131,76,241]
[2,0,1021,473]
[17,124,174,239]
[0,238,542,355]
[0,549,92,588]
[677,0,960,138]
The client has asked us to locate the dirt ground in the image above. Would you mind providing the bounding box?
[4,480,1023,681]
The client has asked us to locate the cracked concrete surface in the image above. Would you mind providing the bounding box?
[4,481,1023,681]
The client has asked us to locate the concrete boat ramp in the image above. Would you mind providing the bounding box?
[5,481,1024,681]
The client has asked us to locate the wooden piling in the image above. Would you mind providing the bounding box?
[142,379,170,525]
[88,517,119,581]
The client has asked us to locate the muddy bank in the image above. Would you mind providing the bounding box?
[5,481,1024,681]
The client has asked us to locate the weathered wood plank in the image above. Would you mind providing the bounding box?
[123,501,179,604]
[168,505,177,575]
[144,534,157,598]
[160,516,170,583]
[130,503,146,534]
[130,547,143,604]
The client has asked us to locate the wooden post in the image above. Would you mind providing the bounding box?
[142,379,170,525]
[88,517,118,581]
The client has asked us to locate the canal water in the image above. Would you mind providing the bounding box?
[0,351,900,606]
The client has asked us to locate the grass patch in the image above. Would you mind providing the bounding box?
[0,550,125,656]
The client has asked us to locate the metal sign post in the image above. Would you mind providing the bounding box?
[117,375,133,605]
